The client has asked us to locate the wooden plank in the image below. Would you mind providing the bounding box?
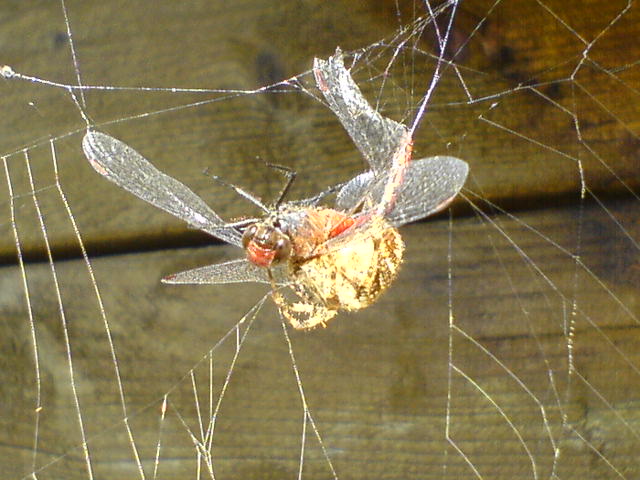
[1,0,638,257]
[1,200,638,478]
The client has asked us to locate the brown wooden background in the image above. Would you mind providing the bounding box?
[1,0,639,479]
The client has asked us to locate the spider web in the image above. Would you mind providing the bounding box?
[1,0,639,479]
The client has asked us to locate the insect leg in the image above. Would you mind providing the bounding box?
[204,169,271,213]
[264,163,296,209]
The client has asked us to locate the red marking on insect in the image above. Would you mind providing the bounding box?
[329,216,355,238]
[89,158,109,177]
[376,135,413,217]
[246,240,277,267]
[314,68,329,92]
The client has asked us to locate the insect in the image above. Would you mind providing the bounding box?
[82,48,468,329]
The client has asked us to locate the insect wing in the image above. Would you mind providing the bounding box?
[82,131,243,247]
[327,155,467,252]
[335,170,374,211]
[161,258,288,286]
[385,156,468,226]
[313,48,409,176]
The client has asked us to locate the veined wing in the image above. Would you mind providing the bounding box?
[335,170,374,211]
[313,48,409,176]
[161,258,288,286]
[82,130,243,247]
[385,156,468,226]
[335,155,468,226]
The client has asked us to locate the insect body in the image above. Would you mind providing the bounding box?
[238,202,404,327]
[82,48,468,329]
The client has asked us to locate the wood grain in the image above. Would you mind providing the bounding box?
[0,0,638,258]
[0,1,638,479]
[1,200,638,478]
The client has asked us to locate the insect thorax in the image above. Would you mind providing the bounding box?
[278,206,357,260]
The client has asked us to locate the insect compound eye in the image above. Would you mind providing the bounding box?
[242,224,258,249]
[272,237,291,263]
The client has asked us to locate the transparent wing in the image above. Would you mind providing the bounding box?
[335,170,374,211]
[161,258,288,286]
[336,156,468,226]
[82,130,243,247]
[313,48,409,176]
[385,156,468,226]
[316,156,467,257]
